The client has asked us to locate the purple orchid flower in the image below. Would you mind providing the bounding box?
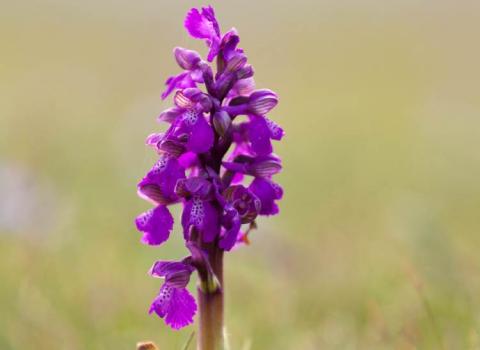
[149,259,197,329]
[134,6,284,335]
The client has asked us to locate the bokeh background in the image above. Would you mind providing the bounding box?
[1,1,480,349]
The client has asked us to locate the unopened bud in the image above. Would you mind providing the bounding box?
[174,47,201,70]
[212,110,232,136]
[236,64,254,80]
[226,53,247,72]
[250,159,282,177]
[248,89,278,115]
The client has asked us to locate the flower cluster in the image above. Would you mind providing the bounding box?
[135,6,283,330]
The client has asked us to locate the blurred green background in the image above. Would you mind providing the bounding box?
[1,1,480,349]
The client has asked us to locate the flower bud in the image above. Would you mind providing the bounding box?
[230,77,255,97]
[225,53,247,73]
[212,110,232,136]
[214,73,236,100]
[248,89,278,115]
[250,158,282,177]
[236,64,254,80]
[174,47,201,70]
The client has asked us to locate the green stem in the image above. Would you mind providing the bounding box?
[197,244,224,350]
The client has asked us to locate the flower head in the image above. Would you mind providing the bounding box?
[135,6,284,329]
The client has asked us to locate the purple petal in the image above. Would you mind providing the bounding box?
[185,113,214,154]
[184,7,219,39]
[248,89,278,115]
[150,260,194,289]
[248,178,282,216]
[158,107,182,123]
[178,152,198,168]
[220,29,240,61]
[265,117,284,140]
[184,7,221,62]
[137,156,185,204]
[161,72,196,100]
[135,205,174,245]
[200,6,220,36]
[182,198,220,242]
[247,116,273,156]
[228,77,256,98]
[150,284,197,330]
[206,41,221,62]
[219,209,241,251]
[249,155,282,178]
[175,177,212,199]
[150,261,194,279]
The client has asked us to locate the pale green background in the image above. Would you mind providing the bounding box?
[1,1,480,349]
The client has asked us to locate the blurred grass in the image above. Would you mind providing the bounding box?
[1,0,480,349]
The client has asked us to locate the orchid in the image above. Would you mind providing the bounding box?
[135,6,283,348]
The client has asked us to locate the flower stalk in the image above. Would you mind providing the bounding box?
[197,243,224,350]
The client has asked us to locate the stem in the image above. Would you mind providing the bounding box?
[197,244,224,350]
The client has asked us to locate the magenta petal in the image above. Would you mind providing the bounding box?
[162,72,196,100]
[165,287,197,329]
[186,115,214,154]
[248,178,282,216]
[150,284,197,330]
[138,156,185,204]
[184,7,221,62]
[247,116,273,156]
[150,261,194,279]
[206,41,221,62]
[182,199,220,242]
[178,152,198,168]
[184,7,220,40]
[219,211,241,251]
[265,117,284,140]
[135,206,174,245]
[202,200,221,242]
[150,260,194,289]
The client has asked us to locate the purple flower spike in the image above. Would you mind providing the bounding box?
[135,6,283,330]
